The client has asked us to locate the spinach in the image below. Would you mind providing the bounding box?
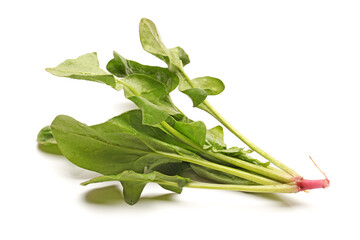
[37,18,329,205]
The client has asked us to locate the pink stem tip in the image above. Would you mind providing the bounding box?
[296,178,330,191]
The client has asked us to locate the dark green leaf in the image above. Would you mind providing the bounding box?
[121,179,146,205]
[46,52,122,90]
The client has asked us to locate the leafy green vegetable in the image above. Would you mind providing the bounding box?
[179,76,225,96]
[37,126,62,155]
[51,114,186,175]
[46,52,122,90]
[81,170,190,205]
[37,18,330,205]
[139,19,190,70]
[107,51,179,93]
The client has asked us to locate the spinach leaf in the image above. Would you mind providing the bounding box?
[179,76,225,96]
[181,88,208,107]
[119,73,182,125]
[166,117,207,147]
[139,18,224,107]
[46,52,122,90]
[50,111,211,175]
[51,114,180,175]
[37,126,62,155]
[81,170,191,205]
[139,18,190,70]
[107,51,179,93]
[92,110,191,152]
[205,125,227,151]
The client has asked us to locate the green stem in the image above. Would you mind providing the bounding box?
[161,121,294,183]
[157,180,298,193]
[157,151,279,185]
[177,68,299,177]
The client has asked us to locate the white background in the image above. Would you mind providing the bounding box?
[1,0,359,239]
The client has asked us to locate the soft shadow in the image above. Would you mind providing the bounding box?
[242,192,305,207]
[84,185,176,206]
[84,185,125,205]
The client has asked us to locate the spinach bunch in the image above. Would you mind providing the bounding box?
[37,18,329,205]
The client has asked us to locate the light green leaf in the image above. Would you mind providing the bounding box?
[169,47,190,67]
[191,76,225,95]
[122,73,166,100]
[139,18,190,70]
[205,125,227,150]
[46,52,122,90]
[180,76,225,96]
[37,126,62,155]
[139,18,168,59]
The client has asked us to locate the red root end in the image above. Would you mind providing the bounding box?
[296,178,330,191]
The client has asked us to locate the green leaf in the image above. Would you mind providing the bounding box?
[37,126,62,155]
[182,88,208,107]
[51,115,174,175]
[190,76,225,95]
[81,170,191,205]
[107,51,179,93]
[120,73,170,125]
[139,18,190,70]
[50,112,204,175]
[169,46,190,67]
[46,52,122,90]
[172,120,207,147]
[128,96,170,126]
[205,125,227,150]
[122,73,166,100]
[37,126,56,144]
[120,73,183,125]
[121,179,146,205]
[180,76,224,96]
